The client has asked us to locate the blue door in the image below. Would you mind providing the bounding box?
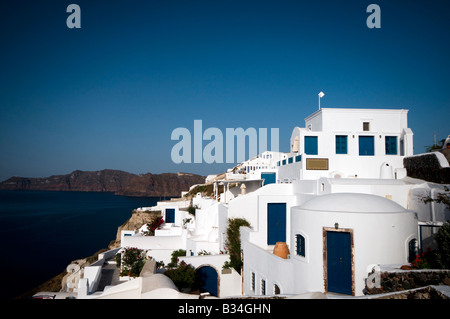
[166,208,175,223]
[267,203,286,245]
[326,231,352,295]
[261,173,276,185]
[196,266,218,296]
[359,136,374,156]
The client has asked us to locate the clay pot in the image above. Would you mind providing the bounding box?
[273,242,290,259]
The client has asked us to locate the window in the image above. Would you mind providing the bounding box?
[288,157,293,164]
[274,284,280,295]
[295,155,302,162]
[385,136,398,155]
[363,122,370,131]
[359,136,374,156]
[408,239,417,263]
[304,136,318,155]
[261,279,266,295]
[335,135,348,154]
[251,272,255,291]
[292,136,299,153]
[296,234,305,257]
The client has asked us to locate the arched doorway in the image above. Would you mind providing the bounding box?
[195,266,218,297]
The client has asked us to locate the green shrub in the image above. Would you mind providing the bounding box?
[225,218,250,274]
[168,249,186,268]
[164,261,196,290]
[434,221,450,269]
[187,204,198,216]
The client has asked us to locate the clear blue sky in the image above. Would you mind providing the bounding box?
[0,0,449,181]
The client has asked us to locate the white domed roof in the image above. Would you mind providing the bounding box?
[299,193,407,214]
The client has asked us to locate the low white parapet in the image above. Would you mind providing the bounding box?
[98,247,121,261]
[121,230,136,246]
[84,266,103,293]
[77,278,89,299]
[154,225,183,236]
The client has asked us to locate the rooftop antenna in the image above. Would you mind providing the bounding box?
[318,91,325,109]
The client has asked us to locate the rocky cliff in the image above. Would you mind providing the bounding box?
[0,169,205,197]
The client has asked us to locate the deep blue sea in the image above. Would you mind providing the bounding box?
[0,190,161,299]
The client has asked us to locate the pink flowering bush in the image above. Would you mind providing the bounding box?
[119,247,146,277]
[144,216,165,236]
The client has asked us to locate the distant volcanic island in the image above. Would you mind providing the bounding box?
[0,169,205,197]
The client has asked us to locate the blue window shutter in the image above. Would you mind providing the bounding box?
[296,234,305,257]
[385,136,397,155]
[359,136,374,156]
[304,136,318,155]
[336,135,347,154]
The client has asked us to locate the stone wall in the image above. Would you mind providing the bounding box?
[403,153,450,184]
[365,268,450,298]
[374,286,449,299]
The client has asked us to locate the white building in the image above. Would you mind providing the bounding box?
[237,151,286,184]
[72,107,448,299]
[241,193,418,296]
[236,108,447,297]
[280,108,413,181]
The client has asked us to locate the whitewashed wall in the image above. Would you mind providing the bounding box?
[241,194,418,297]
[180,254,242,298]
[289,199,418,296]
[286,108,414,181]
